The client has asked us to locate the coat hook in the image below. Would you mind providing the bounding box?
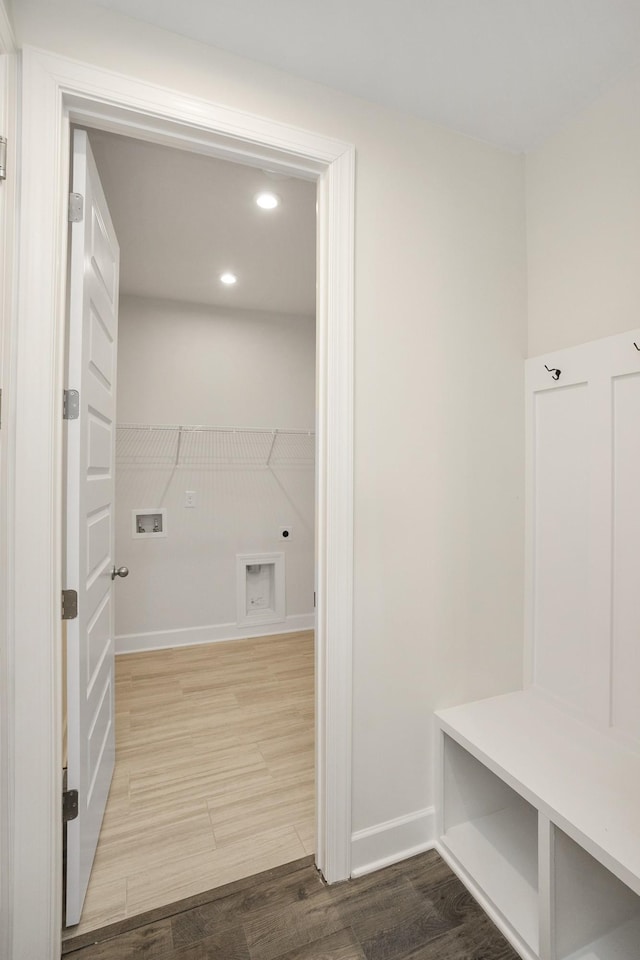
[544,364,561,381]
[634,342,640,351]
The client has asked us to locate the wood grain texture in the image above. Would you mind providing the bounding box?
[63,852,519,960]
[65,919,174,960]
[65,632,315,936]
[271,929,366,960]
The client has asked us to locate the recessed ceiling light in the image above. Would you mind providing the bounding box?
[220,272,237,285]
[255,191,280,210]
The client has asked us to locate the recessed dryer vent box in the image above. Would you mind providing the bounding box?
[132,508,167,539]
[236,552,285,627]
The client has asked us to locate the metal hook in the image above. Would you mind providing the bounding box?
[634,342,640,351]
[544,364,561,381]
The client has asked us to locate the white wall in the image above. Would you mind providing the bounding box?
[115,295,315,644]
[526,64,640,357]
[117,295,316,427]
[13,0,527,862]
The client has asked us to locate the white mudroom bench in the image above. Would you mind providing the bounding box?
[435,690,640,960]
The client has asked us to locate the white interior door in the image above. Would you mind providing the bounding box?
[65,128,120,927]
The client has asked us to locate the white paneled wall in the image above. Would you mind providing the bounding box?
[611,371,640,741]
[525,328,640,739]
[530,382,592,718]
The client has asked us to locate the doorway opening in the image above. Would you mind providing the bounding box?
[11,51,353,959]
[63,125,318,934]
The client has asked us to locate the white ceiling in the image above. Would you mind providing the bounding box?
[88,129,317,315]
[92,0,640,152]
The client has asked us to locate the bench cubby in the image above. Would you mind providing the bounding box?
[436,690,640,960]
[442,733,538,953]
[554,828,640,960]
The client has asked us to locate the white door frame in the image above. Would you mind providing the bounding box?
[10,46,354,960]
[0,6,18,960]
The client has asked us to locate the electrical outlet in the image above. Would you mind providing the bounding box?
[185,490,196,508]
[279,526,292,541]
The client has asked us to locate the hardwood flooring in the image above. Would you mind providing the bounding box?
[62,850,519,960]
[66,631,315,937]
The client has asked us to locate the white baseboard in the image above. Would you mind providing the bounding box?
[350,806,436,877]
[115,613,315,654]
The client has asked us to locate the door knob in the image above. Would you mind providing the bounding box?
[111,565,129,580]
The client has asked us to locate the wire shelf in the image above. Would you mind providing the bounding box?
[116,424,315,467]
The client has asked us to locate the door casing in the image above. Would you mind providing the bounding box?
[9,46,354,960]
[0,9,18,960]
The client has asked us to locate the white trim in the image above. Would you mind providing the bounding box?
[115,614,315,655]
[314,102,355,887]
[10,47,354,960]
[12,47,68,960]
[0,34,18,960]
[523,356,535,691]
[350,808,436,877]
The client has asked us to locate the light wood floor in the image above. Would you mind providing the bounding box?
[65,630,314,937]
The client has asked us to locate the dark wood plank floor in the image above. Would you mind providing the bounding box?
[62,850,520,960]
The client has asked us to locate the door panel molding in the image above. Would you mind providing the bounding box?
[64,128,119,926]
[10,47,354,959]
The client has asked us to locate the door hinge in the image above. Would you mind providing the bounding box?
[63,389,80,420]
[313,591,316,608]
[0,137,6,181]
[68,192,84,222]
[0,388,3,429]
[63,788,79,824]
[62,589,78,621]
